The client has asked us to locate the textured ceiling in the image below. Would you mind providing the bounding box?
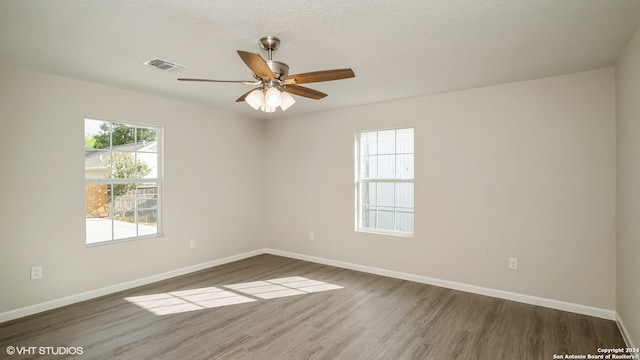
[1,0,640,119]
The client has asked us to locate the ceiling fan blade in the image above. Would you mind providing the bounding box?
[237,50,275,81]
[284,85,327,100]
[283,68,354,85]
[178,78,258,85]
[235,87,261,102]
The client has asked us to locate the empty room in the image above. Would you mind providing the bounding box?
[1,1,639,359]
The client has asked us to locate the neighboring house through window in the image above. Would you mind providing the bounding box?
[356,128,414,235]
[84,119,162,245]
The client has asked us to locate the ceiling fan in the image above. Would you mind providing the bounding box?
[178,36,355,112]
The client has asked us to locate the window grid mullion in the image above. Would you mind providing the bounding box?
[393,129,397,231]
[134,138,138,234]
[86,178,159,184]
[356,128,414,235]
[109,182,115,241]
[85,119,161,245]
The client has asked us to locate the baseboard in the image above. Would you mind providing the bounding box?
[0,249,264,324]
[264,248,616,321]
[0,247,618,324]
[616,312,637,348]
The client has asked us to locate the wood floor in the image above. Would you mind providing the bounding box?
[0,254,625,359]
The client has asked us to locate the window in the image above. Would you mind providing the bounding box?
[84,119,161,245]
[356,128,414,235]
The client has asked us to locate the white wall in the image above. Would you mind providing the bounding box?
[616,27,640,347]
[0,66,265,313]
[0,64,620,321]
[265,68,616,310]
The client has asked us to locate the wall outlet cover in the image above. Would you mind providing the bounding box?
[30,266,42,280]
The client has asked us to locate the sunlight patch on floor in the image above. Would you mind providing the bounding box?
[125,286,256,315]
[224,276,343,299]
[125,276,342,315]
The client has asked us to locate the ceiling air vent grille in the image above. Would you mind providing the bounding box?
[143,58,185,73]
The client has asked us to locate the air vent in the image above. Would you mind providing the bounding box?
[143,58,185,73]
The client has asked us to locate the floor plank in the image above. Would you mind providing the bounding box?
[0,254,625,359]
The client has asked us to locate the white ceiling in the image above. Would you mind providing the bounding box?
[2,0,640,119]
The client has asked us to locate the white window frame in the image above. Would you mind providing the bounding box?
[84,118,162,246]
[355,128,414,236]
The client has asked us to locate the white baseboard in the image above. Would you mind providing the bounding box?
[264,248,617,321]
[616,312,637,348]
[0,247,619,324]
[0,249,264,324]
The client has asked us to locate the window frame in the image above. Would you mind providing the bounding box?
[355,127,414,237]
[84,118,163,246]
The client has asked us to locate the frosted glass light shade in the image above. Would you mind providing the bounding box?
[265,87,282,108]
[260,103,276,113]
[279,91,296,111]
[245,89,264,110]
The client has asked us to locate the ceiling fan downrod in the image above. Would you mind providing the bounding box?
[259,36,280,61]
[258,36,289,80]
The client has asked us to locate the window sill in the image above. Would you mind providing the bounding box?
[356,229,413,238]
[86,233,163,247]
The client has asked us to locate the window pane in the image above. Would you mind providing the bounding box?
[113,183,137,240]
[104,122,136,146]
[396,210,414,233]
[378,155,396,178]
[86,184,113,244]
[396,128,414,153]
[109,151,137,179]
[122,124,136,145]
[137,153,156,179]
[395,183,414,208]
[377,207,395,231]
[360,181,376,206]
[362,206,376,229]
[135,128,158,150]
[108,150,155,180]
[360,155,377,179]
[377,130,396,154]
[86,184,109,218]
[377,183,394,207]
[85,120,111,149]
[136,128,158,179]
[137,134,158,179]
[396,154,413,179]
[360,131,377,156]
[85,148,110,179]
[137,184,158,236]
[85,120,110,180]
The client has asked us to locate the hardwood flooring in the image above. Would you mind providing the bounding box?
[0,254,625,359]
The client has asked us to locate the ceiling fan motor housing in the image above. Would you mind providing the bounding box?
[266,60,289,79]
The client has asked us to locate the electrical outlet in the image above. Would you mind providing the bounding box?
[508,257,518,270]
[309,232,315,241]
[189,239,196,249]
[30,266,42,280]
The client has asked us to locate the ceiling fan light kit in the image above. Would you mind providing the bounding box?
[178,36,355,113]
[280,91,296,111]
[245,89,265,110]
[265,87,283,108]
[244,87,295,112]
